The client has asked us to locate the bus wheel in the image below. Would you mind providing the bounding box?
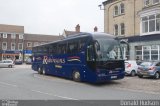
[73,71,81,82]
[38,67,42,74]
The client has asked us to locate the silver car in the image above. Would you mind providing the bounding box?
[0,60,14,68]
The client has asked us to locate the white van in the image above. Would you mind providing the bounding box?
[125,60,138,76]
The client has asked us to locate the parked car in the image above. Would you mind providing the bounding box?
[0,60,14,68]
[125,60,138,76]
[26,58,32,64]
[14,59,23,65]
[137,61,160,79]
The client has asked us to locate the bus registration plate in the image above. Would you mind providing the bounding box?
[111,76,117,79]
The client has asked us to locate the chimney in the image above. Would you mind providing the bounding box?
[94,26,98,32]
[75,24,80,32]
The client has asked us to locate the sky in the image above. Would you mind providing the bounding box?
[0,0,105,35]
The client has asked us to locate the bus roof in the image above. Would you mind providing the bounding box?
[33,32,115,48]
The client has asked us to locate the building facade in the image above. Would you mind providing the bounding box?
[103,0,160,61]
[0,24,63,61]
[0,24,24,61]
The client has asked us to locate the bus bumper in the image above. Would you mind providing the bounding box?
[95,72,125,83]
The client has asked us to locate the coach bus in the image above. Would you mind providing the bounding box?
[32,32,126,83]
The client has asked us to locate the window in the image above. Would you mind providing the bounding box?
[114,24,118,36]
[68,41,78,54]
[142,16,149,33]
[2,42,7,50]
[3,33,7,38]
[151,45,159,60]
[149,15,155,32]
[120,23,125,35]
[135,45,160,61]
[34,42,39,46]
[49,44,57,55]
[27,42,32,47]
[79,38,86,51]
[152,0,159,4]
[135,46,142,60]
[11,34,16,39]
[156,14,160,31]
[58,44,67,54]
[11,43,15,50]
[19,34,23,39]
[18,43,23,50]
[114,6,118,16]
[120,3,125,14]
[143,46,151,61]
[141,14,160,34]
[144,0,150,6]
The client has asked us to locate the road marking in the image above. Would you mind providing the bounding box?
[0,81,18,87]
[31,90,52,96]
[31,89,78,100]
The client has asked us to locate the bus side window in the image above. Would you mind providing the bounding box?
[58,44,66,54]
[87,44,95,61]
[49,44,57,55]
[68,42,78,54]
[79,38,85,51]
[44,46,49,55]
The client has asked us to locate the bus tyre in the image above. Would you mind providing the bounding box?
[73,71,81,82]
[38,67,42,74]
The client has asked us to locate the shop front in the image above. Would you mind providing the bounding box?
[121,34,160,61]
[23,50,32,62]
[0,50,23,61]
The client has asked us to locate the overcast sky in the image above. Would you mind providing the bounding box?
[0,0,104,35]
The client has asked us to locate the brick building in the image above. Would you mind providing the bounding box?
[0,24,63,61]
[0,24,24,60]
